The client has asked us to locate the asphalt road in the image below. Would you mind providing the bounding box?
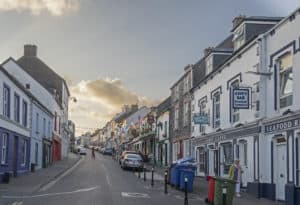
[0,151,204,205]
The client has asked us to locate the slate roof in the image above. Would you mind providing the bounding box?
[157,96,171,116]
[17,55,69,106]
[232,16,283,31]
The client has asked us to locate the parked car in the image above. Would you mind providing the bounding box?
[79,146,87,155]
[99,147,105,154]
[121,153,144,170]
[103,148,113,155]
[119,151,140,165]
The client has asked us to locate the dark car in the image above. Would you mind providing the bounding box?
[103,148,113,155]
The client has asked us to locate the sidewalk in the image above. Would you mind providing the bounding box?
[0,153,81,194]
[145,163,284,205]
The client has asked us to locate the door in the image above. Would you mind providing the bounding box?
[208,149,215,176]
[13,136,18,177]
[276,144,287,200]
[214,149,219,176]
[239,141,248,187]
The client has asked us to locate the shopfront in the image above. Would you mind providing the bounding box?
[42,138,52,168]
[192,123,259,189]
[52,135,61,162]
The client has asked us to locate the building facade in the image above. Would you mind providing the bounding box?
[0,67,31,178]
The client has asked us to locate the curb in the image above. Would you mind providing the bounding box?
[35,155,82,192]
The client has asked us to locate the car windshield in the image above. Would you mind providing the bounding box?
[0,2,295,205]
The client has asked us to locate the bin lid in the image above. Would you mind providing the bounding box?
[176,157,194,164]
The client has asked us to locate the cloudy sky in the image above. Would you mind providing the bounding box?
[0,0,299,135]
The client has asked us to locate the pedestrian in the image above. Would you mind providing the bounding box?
[229,159,242,197]
[112,147,116,160]
[92,147,95,160]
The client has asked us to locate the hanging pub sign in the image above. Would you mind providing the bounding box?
[193,113,209,124]
[232,88,250,109]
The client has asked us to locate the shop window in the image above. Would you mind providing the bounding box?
[278,53,293,108]
[1,133,8,164]
[222,143,233,174]
[22,139,27,166]
[231,79,240,123]
[198,147,206,173]
[213,92,221,128]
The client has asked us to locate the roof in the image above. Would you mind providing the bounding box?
[114,109,138,123]
[0,66,53,117]
[157,97,171,116]
[17,55,70,106]
[232,16,283,31]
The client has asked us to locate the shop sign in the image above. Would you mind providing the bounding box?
[265,118,300,133]
[232,88,250,109]
[193,113,209,124]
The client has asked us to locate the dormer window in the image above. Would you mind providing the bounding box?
[206,55,213,75]
[233,25,245,51]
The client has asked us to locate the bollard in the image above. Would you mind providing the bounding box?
[164,170,168,194]
[184,177,188,205]
[151,167,154,186]
[144,165,146,181]
[222,183,227,205]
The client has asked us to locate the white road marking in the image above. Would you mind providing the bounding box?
[2,186,99,199]
[121,192,150,198]
[12,202,23,205]
[39,157,83,192]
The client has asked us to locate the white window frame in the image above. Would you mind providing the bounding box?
[21,139,27,166]
[1,133,8,164]
[199,99,207,133]
[231,79,240,123]
[278,52,293,108]
[36,113,39,133]
[174,106,179,130]
[3,85,10,118]
[22,101,28,127]
[213,92,221,128]
[233,24,245,51]
[14,93,20,123]
[183,101,189,126]
[43,118,46,137]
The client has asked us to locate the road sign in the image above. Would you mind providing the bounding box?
[193,113,209,124]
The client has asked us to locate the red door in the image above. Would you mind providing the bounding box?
[177,141,183,159]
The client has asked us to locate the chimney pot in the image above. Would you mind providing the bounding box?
[24,44,37,57]
[232,15,246,30]
[204,47,214,57]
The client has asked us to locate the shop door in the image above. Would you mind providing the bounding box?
[275,143,287,201]
[239,142,248,187]
[208,149,215,176]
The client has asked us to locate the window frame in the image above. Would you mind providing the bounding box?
[199,99,207,133]
[206,55,213,75]
[183,101,189,126]
[22,100,28,127]
[1,133,8,165]
[14,93,20,123]
[213,92,221,128]
[230,79,240,123]
[21,139,27,166]
[3,84,10,118]
[174,106,179,130]
[278,53,293,108]
[36,113,39,133]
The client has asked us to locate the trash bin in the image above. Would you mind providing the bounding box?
[214,177,235,205]
[179,169,195,192]
[170,165,180,187]
[2,172,10,184]
[31,163,35,172]
[170,158,196,187]
[205,176,215,204]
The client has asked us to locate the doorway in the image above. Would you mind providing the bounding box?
[13,136,18,177]
[238,140,248,187]
[275,143,287,201]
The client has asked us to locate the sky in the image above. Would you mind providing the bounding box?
[0,0,299,135]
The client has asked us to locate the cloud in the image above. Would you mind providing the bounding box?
[69,77,159,134]
[0,0,80,16]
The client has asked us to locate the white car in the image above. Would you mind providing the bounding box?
[79,146,87,155]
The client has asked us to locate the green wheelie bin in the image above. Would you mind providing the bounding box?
[213,177,235,205]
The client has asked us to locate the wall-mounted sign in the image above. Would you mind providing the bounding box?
[265,118,300,133]
[232,88,250,109]
[193,113,209,124]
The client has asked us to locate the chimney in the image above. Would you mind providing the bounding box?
[24,44,37,57]
[204,47,213,57]
[232,15,246,30]
[184,64,193,72]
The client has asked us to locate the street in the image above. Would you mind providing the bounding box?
[0,151,203,205]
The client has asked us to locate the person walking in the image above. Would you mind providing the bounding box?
[91,147,95,160]
[229,159,242,197]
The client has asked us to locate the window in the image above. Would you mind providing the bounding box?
[21,139,27,166]
[35,143,38,164]
[174,107,179,130]
[222,143,233,174]
[233,25,245,51]
[213,92,221,128]
[183,101,189,126]
[43,118,46,136]
[206,55,213,75]
[14,94,20,123]
[198,147,206,173]
[164,121,168,136]
[36,113,39,133]
[199,100,207,133]
[231,80,240,123]
[279,53,293,108]
[54,112,57,131]
[1,133,8,164]
[3,84,10,118]
[22,101,28,127]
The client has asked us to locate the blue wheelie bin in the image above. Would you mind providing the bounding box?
[179,169,195,192]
